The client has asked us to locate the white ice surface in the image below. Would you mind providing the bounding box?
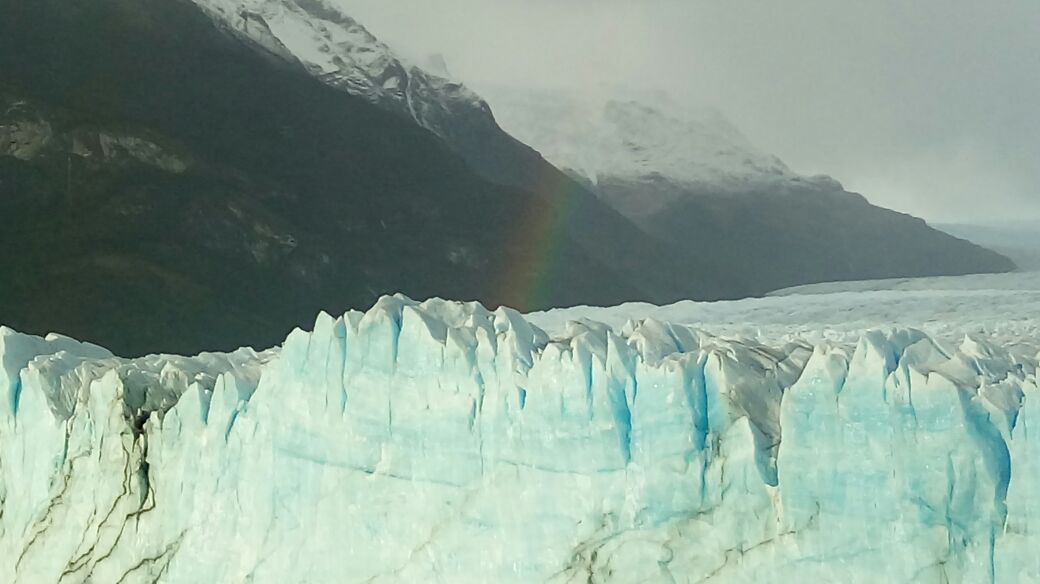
[771,269,1040,296]
[0,281,1038,583]
[528,271,1040,348]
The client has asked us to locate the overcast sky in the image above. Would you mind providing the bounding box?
[336,0,1040,223]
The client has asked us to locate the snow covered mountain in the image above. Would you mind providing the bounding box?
[482,91,804,214]
[1,0,730,355]
[483,89,1016,292]
[190,0,486,134]
[1,291,1038,582]
[0,0,1015,357]
[188,0,549,191]
[482,90,839,215]
[174,0,1017,295]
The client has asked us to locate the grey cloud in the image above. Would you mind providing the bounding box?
[336,0,1040,222]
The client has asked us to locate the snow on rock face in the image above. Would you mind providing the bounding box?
[189,0,488,138]
[0,296,1038,582]
[481,90,840,203]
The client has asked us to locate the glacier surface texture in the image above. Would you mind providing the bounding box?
[1,294,1038,583]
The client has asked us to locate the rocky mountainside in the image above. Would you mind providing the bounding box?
[485,90,1016,292]
[187,0,550,191]
[177,0,1018,295]
[0,0,1015,356]
[0,0,719,356]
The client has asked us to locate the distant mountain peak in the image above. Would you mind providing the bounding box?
[190,0,484,135]
[481,88,809,190]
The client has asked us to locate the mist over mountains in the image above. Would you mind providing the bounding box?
[938,222,1040,271]
[0,0,1014,355]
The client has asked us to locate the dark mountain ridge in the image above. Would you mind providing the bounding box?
[587,176,1016,294]
[0,0,714,355]
[0,0,1015,356]
[482,92,1017,296]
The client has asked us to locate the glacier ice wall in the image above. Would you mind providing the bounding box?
[0,295,1038,583]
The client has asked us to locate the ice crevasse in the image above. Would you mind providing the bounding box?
[0,294,1038,583]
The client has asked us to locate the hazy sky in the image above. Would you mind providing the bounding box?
[336,0,1040,222]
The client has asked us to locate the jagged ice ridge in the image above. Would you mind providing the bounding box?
[0,295,1038,582]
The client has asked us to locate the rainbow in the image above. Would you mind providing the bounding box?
[493,172,580,311]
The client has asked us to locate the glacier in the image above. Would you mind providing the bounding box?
[1,293,1038,583]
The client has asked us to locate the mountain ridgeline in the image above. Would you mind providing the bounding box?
[485,92,1017,294]
[0,0,1014,355]
[0,0,710,355]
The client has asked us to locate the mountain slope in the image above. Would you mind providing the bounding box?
[484,90,799,207]
[0,0,705,355]
[938,222,1040,271]
[181,0,744,302]
[181,0,1013,296]
[186,0,560,191]
[0,0,1014,355]
[485,90,1016,293]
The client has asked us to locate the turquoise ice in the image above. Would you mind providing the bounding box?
[0,295,1037,582]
